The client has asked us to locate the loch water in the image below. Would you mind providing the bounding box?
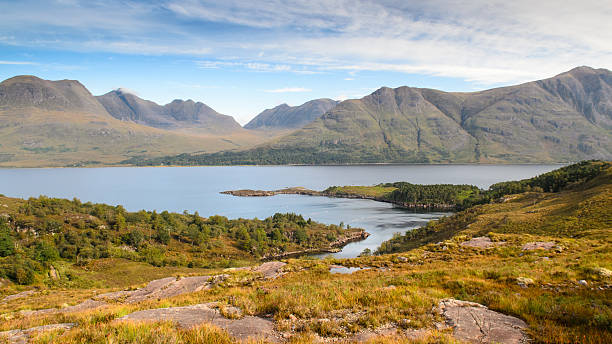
[0,164,562,258]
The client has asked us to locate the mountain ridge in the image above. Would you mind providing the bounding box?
[244,98,339,130]
[132,66,612,165]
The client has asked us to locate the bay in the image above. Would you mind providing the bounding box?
[0,164,562,258]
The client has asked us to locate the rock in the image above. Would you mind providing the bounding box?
[95,275,224,303]
[118,304,281,342]
[591,267,612,279]
[438,298,529,344]
[578,280,588,286]
[252,261,287,279]
[516,277,534,288]
[48,265,59,280]
[2,290,36,303]
[0,323,75,344]
[522,241,556,250]
[396,256,408,262]
[460,237,506,249]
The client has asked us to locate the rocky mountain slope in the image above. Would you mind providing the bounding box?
[97,89,242,133]
[141,66,612,165]
[0,76,267,167]
[244,98,338,130]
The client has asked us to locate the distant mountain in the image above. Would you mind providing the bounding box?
[97,89,242,133]
[135,66,612,165]
[0,75,109,117]
[0,76,268,167]
[244,98,338,130]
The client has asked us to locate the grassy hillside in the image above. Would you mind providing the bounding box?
[0,162,610,343]
[0,108,275,167]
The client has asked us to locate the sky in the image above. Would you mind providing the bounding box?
[1,0,611,125]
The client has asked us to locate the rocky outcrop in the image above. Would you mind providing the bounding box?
[460,237,506,249]
[221,187,320,197]
[0,323,75,344]
[117,303,281,342]
[438,298,529,344]
[1,290,36,303]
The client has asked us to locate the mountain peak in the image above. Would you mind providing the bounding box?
[245,98,338,130]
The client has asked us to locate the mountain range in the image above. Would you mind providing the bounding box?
[97,89,242,134]
[1,66,611,167]
[244,99,338,130]
[0,76,271,167]
[139,66,612,165]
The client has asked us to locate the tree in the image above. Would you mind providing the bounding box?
[114,213,126,231]
[33,241,59,262]
[155,226,171,245]
[294,228,308,244]
[0,228,15,257]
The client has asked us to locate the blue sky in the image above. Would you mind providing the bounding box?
[1,0,611,124]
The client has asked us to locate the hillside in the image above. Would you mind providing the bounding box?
[244,98,338,130]
[136,66,612,165]
[0,76,268,167]
[0,162,610,343]
[97,89,243,134]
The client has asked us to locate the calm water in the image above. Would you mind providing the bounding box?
[0,164,561,258]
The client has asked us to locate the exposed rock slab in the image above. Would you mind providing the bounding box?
[95,275,223,303]
[253,261,287,279]
[118,304,281,342]
[460,237,506,249]
[438,298,529,344]
[0,323,75,344]
[522,241,556,250]
[2,290,36,303]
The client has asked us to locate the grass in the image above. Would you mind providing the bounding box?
[1,162,611,343]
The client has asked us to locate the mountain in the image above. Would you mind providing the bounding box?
[135,66,612,165]
[244,98,338,130]
[97,89,242,133]
[0,76,268,167]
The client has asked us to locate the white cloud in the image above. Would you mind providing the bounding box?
[1,0,612,85]
[264,87,311,93]
[0,60,37,65]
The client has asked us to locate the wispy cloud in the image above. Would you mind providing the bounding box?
[1,0,611,85]
[264,87,311,93]
[0,60,37,65]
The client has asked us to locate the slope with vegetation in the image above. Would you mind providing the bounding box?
[0,161,610,344]
[131,66,612,166]
[0,196,364,285]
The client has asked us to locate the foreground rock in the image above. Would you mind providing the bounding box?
[460,237,506,249]
[2,290,36,303]
[18,275,226,318]
[0,323,75,344]
[95,275,225,303]
[251,261,287,279]
[118,303,281,342]
[438,298,529,344]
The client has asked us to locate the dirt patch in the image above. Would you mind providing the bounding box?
[438,298,529,344]
[0,323,75,344]
[460,237,506,249]
[118,303,281,342]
